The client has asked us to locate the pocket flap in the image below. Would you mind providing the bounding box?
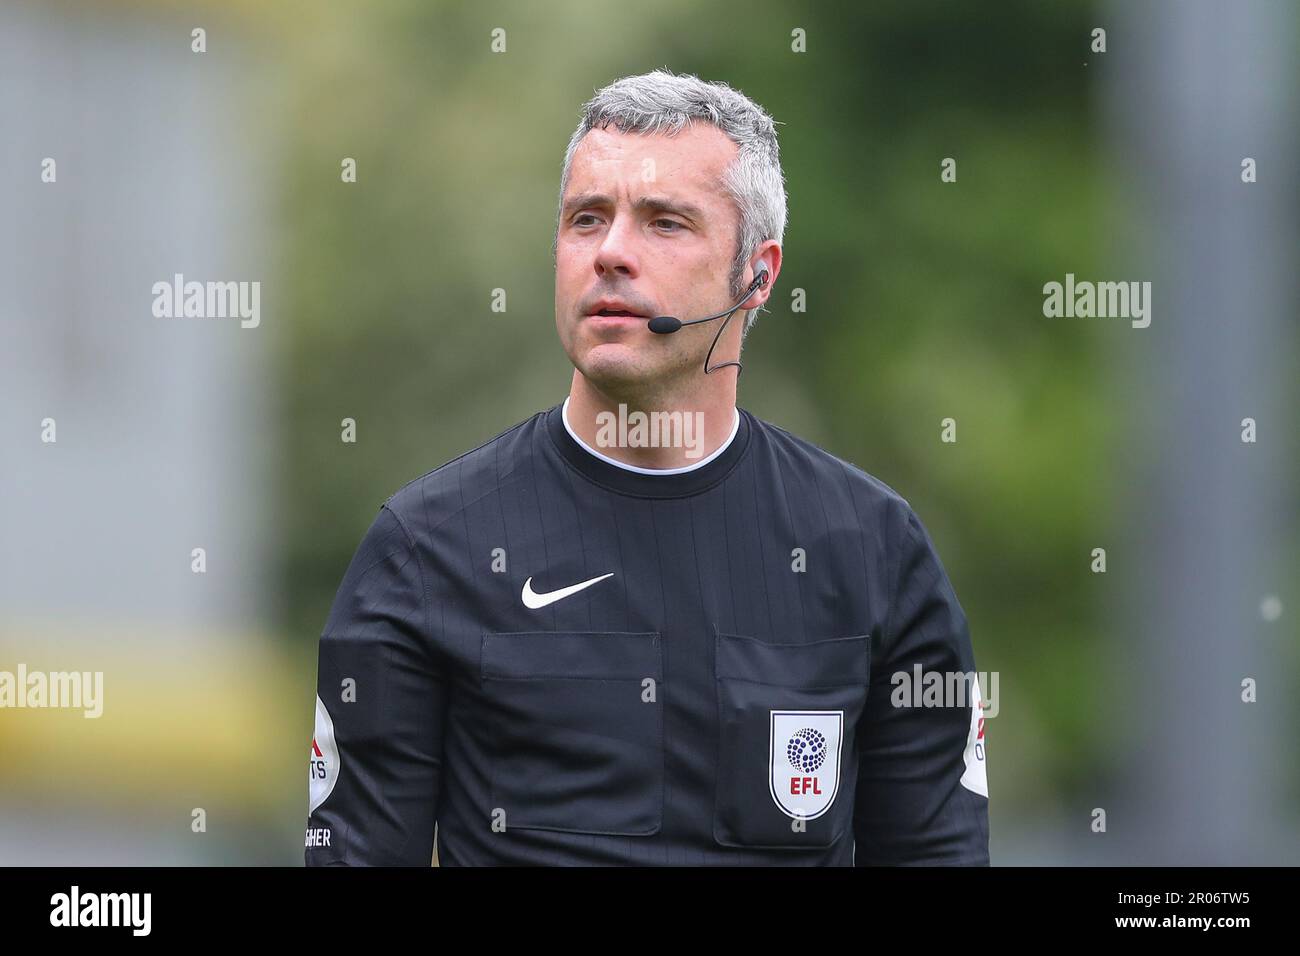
[715,631,869,687]
[482,630,661,681]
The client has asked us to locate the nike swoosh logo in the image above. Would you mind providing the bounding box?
[521,572,614,609]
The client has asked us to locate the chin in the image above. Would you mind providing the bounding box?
[577,343,662,390]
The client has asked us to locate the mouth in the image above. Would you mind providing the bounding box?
[588,309,646,319]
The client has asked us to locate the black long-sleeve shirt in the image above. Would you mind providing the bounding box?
[305,399,989,865]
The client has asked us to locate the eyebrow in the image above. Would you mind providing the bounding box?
[561,192,706,223]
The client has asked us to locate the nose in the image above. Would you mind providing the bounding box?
[592,214,640,283]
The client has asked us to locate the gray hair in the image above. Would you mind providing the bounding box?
[554,69,787,338]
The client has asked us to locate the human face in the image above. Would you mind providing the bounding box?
[554,124,744,395]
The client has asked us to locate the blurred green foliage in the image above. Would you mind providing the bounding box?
[274,0,1114,815]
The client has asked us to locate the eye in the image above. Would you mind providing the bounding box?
[654,218,683,232]
[572,213,600,227]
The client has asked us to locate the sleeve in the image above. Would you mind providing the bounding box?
[853,502,989,865]
[304,504,449,866]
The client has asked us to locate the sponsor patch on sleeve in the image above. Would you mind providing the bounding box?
[960,676,988,797]
[309,694,340,813]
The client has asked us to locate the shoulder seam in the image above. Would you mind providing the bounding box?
[881,503,920,641]
[758,415,907,502]
[381,504,438,671]
[384,410,544,507]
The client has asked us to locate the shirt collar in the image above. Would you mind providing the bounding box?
[545,397,752,498]
[560,396,740,475]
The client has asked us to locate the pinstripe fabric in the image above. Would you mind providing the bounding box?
[305,401,989,866]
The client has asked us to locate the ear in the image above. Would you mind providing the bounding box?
[741,241,782,311]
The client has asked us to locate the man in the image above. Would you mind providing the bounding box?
[305,69,989,866]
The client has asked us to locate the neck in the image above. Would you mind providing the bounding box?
[565,370,738,470]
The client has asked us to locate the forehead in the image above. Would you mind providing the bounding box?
[565,124,738,212]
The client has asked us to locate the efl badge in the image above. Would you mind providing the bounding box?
[769,710,844,820]
[309,694,340,813]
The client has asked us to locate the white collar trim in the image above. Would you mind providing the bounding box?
[561,397,740,475]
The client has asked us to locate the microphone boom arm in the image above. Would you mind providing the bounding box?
[646,268,769,377]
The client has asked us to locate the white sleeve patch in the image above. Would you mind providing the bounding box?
[959,675,988,798]
[309,694,340,813]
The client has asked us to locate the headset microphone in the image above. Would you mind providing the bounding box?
[647,266,769,376]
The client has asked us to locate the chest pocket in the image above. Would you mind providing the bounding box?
[479,630,663,836]
[713,630,870,849]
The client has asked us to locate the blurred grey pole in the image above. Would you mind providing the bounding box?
[1101,0,1298,863]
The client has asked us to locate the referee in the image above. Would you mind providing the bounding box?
[305,70,989,866]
